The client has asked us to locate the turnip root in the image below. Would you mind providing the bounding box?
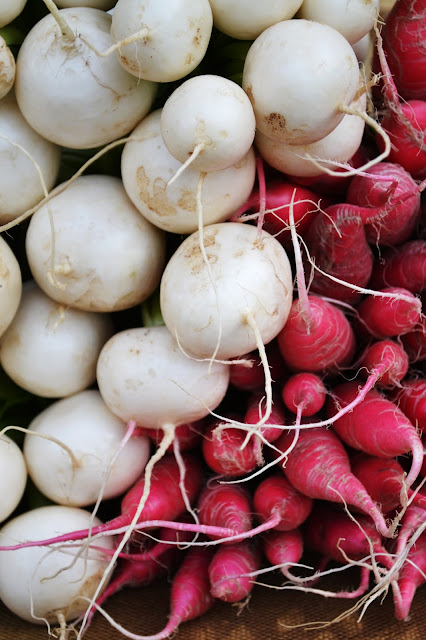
[25,175,166,312]
[160,222,293,360]
[298,0,380,44]
[23,390,151,507]
[208,0,303,39]
[242,20,360,145]
[121,110,256,235]
[0,37,15,100]
[0,235,21,339]
[0,281,113,398]
[110,0,213,82]
[0,505,114,623]
[0,434,27,523]
[15,8,157,148]
[0,0,27,27]
[0,93,61,225]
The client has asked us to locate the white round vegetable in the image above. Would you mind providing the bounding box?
[111,0,213,82]
[56,0,115,8]
[242,19,360,145]
[209,0,303,39]
[0,94,61,225]
[255,92,367,177]
[15,8,157,149]
[0,0,27,28]
[0,505,114,623]
[160,223,293,360]
[122,110,256,234]
[25,175,166,312]
[0,37,15,100]
[0,435,27,523]
[24,390,151,507]
[160,75,256,172]
[0,281,113,398]
[352,33,372,63]
[298,0,380,45]
[97,325,230,428]
[0,235,22,339]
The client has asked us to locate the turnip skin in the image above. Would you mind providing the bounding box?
[0,94,61,225]
[0,37,15,100]
[0,506,114,623]
[160,223,293,360]
[97,325,230,428]
[24,390,151,507]
[242,20,360,145]
[0,435,27,523]
[0,235,22,339]
[121,110,256,235]
[209,0,303,40]
[0,281,113,398]
[15,8,157,149]
[0,0,27,28]
[298,0,380,45]
[25,175,166,312]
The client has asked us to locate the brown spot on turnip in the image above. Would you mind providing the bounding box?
[265,112,286,134]
[136,167,177,217]
[245,85,254,106]
[177,191,196,212]
[185,53,195,66]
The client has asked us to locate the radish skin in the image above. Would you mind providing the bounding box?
[209,542,260,602]
[253,474,313,531]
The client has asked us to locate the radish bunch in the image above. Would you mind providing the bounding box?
[0,1,425,639]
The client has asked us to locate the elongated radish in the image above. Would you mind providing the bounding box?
[208,0,303,39]
[197,483,253,542]
[351,454,426,514]
[359,340,409,388]
[393,528,426,620]
[209,541,260,602]
[0,434,27,523]
[0,505,114,623]
[391,380,426,432]
[327,382,424,491]
[402,314,426,362]
[357,287,421,338]
[161,75,255,173]
[346,162,421,246]
[282,373,326,417]
[274,427,391,537]
[26,175,166,312]
[15,8,157,148]
[369,240,426,293]
[111,0,213,82]
[277,296,356,373]
[253,474,313,531]
[121,110,256,235]
[303,203,373,303]
[160,222,293,360]
[23,390,151,507]
[242,20,360,145]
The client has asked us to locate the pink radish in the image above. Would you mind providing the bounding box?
[208,541,260,602]
[357,287,421,338]
[197,483,253,543]
[369,240,426,293]
[281,373,326,417]
[359,340,409,388]
[253,474,313,531]
[391,380,426,432]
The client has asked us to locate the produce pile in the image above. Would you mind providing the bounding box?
[0,0,425,638]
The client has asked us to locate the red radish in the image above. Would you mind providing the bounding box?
[281,373,326,417]
[357,287,421,338]
[232,179,323,246]
[391,380,426,432]
[346,162,421,246]
[133,420,204,452]
[374,24,426,180]
[208,541,260,603]
[401,314,426,362]
[393,528,426,620]
[253,474,313,531]
[304,503,394,571]
[380,0,426,101]
[262,529,304,576]
[351,454,426,514]
[327,383,424,491]
[197,483,252,543]
[0,453,204,550]
[277,296,356,373]
[229,341,288,391]
[369,240,426,293]
[202,420,257,478]
[244,392,286,461]
[303,203,373,304]
[274,427,391,537]
[359,340,409,388]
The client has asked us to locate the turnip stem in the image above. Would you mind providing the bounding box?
[42,0,75,42]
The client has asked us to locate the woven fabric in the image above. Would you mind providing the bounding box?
[1,572,425,640]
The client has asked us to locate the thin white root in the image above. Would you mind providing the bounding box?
[167,143,205,186]
[79,27,150,58]
[0,426,80,470]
